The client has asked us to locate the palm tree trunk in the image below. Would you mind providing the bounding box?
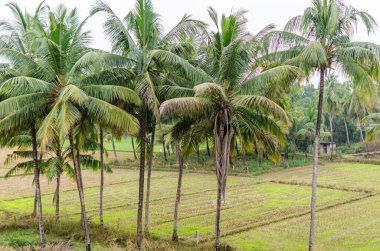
[55,172,60,220]
[292,125,296,160]
[356,112,364,142]
[343,117,350,145]
[172,140,184,241]
[329,112,334,160]
[163,135,168,161]
[99,129,104,225]
[55,146,62,220]
[137,111,147,251]
[31,124,46,251]
[145,122,156,234]
[131,136,138,160]
[309,68,325,251]
[69,130,91,251]
[167,144,170,156]
[111,136,117,160]
[214,110,234,251]
[206,137,211,157]
[215,179,223,251]
[196,143,200,162]
[32,188,37,217]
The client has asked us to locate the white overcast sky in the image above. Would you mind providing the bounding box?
[1,0,379,51]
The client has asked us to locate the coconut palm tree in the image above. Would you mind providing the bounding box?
[264,1,380,248]
[3,131,107,220]
[0,2,49,249]
[92,1,207,247]
[160,8,300,250]
[0,5,139,250]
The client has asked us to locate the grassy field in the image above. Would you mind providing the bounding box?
[1,156,379,250]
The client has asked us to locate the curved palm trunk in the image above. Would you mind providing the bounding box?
[99,129,104,225]
[329,112,334,160]
[163,135,168,161]
[55,172,60,220]
[214,110,234,251]
[309,68,325,251]
[131,136,138,160]
[137,111,147,251]
[111,136,117,160]
[343,117,350,145]
[69,130,91,251]
[172,140,184,241]
[145,122,156,234]
[31,124,46,251]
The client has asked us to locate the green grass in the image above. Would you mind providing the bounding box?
[1,161,379,250]
[262,162,380,193]
[226,195,380,251]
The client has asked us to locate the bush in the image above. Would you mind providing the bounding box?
[337,143,366,154]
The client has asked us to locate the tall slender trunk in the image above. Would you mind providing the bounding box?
[111,136,117,160]
[214,110,233,251]
[32,188,37,217]
[356,112,364,142]
[163,135,168,161]
[215,179,223,251]
[137,111,147,251]
[206,138,211,157]
[131,136,138,160]
[31,124,46,251]
[99,129,104,225]
[69,130,91,251]
[343,117,350,145]
[292,124,296,160]
[145,122,156,234]
[167,144,170,156]
[329,112,334,160]
[309,68,325,251]
[172,140,184,241]
[55,172,60,220]
[55,146,62,220]
[196,143,200,162]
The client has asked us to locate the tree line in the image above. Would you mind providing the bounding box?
[0,0,379,251]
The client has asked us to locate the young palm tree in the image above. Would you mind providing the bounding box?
[160,9,300,250]
[265,1,380,249]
